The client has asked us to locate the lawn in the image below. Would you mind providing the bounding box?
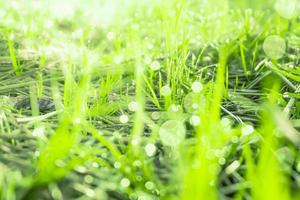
[1,0,300,199]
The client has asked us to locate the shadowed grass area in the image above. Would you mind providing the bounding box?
[1,0,300,200]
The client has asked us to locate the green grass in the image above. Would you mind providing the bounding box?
[1,0,300,199]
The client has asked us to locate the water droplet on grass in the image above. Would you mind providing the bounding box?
[92,162,99,168]
[114,162,121,169]
[242,125,254,136]
[120,178,130,187]
[73,117,81,124]
[55,159,66,168]
[159,120,186,147]
[85,188,95,197]
[106,32,115,40]
[128,101,139,112]
[132,138,139,145]
[218,157,226,165]
[184,92,204,113]
[32,127,45,137]
[145,143,156,157]
[114,55,124,64]
[263,35,286,59]
[151,112,160,120]
[149,61,161,71]
[191,81,203,93]
[133,160,142,167]
[161,85,172,97]
[168,104,182,113]
[145,181,155,190]
[145,56,152,64]
[221,117,232,128]
[189,115,201,126]
[75,165,87,173]
[119,114,129,124]
[275,0,297,19]
[84,175,94,184]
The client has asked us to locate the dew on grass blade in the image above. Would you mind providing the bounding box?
[168,104,182,114]
[221,117,232,128]
[274,0,298,19]
[119,114,129,124]
[161,85,172,97]
[128,101,139,112]
[114,162,121,169]
[191,81,203,93]
[114,55,124,64]
[184,92,204,113]
[133,160,142,167]
[75,165,87,173]
[242,124,254,136]
[189,115,201,126]
[263,35,286,59]
[92,162,99,168]
[131,138,139,145]
[159,120,186,147]
[151,112,160,120]
[218,157,226,165]
[145,181,155,190]
[149,60,161,71]
[32,127,45,137]
[120,178,130,187]
[145,143,156,157]
[106,32,115,40]
[85,188,95,198]
[84,175,94,184]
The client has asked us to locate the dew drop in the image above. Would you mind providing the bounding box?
[145,56,152,64]
[191,81,203,93]
[114,55,124,64]
[161,85,172,97]
[120,178,130,188]
[114,162,121,169]
[55,159,66,168]
[149,60,161,71]
[159,120,186,147]
[145,181,155,190]
[263,35,286,59]
[92,162,99,168]
[151,112,160,120]
[128,101,139,112]
[106,32,115,40]
[119,114,129,124]
[84,175,94,184]
[184,92,204,113]
[218,157,226,165]
[75,165,87,173]
[274,0,297,19]
[221,117,231,128]
[132,138,139,145]
[242,125,254,136]
[145,143,156,157]
[73,117,81,124]
[85,188,95,197]
[32,127,45,137]
[168,104,182,113]
[133,160,142,167]
[189,115,201,126]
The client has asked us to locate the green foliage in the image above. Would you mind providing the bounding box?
[0,0,300,200]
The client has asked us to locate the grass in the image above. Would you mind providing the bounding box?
[0,0,300,199]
